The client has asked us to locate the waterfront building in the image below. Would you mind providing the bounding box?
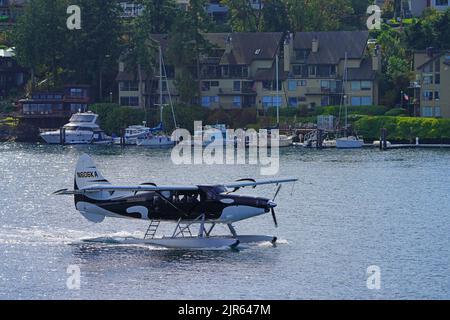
[18,85,91,128]
[284,31,379,109]
[413,49,450,118]
[117,31,380,111]
[407,0,450,17]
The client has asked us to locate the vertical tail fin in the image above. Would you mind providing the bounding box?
[75,154,110,190]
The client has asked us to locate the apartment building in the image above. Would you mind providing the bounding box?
[413,49,450,117]
[117,31,379,110]
[117,32,284,109]
[284,31,379,109]
[408,0,449,16]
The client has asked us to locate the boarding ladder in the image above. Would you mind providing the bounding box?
[144,220,160,239]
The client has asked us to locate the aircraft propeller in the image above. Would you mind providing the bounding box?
[269,184,282,228]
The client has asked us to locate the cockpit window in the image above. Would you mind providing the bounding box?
[205,186,227,200]
[69,115,95,123]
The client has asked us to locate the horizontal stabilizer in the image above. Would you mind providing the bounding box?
[224,178,298,189]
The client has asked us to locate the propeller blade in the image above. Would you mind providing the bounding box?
[271,208,278,228]
[272,184,282,201]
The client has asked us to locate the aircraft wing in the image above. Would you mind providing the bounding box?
[223,178,298,189]
[53,184,200,195]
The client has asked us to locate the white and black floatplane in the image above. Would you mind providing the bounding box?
[54,154,297,249]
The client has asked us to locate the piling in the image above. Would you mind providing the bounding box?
[60,127,66,145]
[120,127,125,146]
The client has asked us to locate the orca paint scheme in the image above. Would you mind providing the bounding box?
[54,154,297,249]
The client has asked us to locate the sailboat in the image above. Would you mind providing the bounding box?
[336,52,364,149]
[136,46,176,148]
[269,52,293,148]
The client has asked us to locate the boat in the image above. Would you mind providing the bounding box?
[336,136,364,149]
[40,111,112,145]
[373,140,392,148]
[134,46,175,148]
[113,122,151,145]
[136,130,174,148]
[335,52,363,149]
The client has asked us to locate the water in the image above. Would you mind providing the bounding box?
[1,143,450,300]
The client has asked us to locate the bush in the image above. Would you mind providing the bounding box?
[384,108,408,116]
[354,116,450,141]
[314,105,388,117]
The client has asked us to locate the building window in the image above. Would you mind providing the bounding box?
[321,80,330,89]
[119,81,139,91]
[434,91,440,100]
[435,73,440,85]
[120,96,139,106]
[233,96,241,107]
[435,0,449,6]
[288,80,297,91]
[201,81,210,92]
[361,81,372,90]
[201,96,219,107]
[233,81,241,92]
[423,91,433,101]
[351,81,361,91]
[435,106,441,117]
[288,97,298,107]
[211,81,219,87]
[351,96,372,106]
[70,88,84,97]
[321,96,329,106]
[262,96,281,108]
[423,74,433,84]
[422,106,433,117]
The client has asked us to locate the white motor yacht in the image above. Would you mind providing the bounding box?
[40,112,112,145]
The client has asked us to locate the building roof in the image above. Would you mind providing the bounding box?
[220,32,283,65]
[347,58,376,80]
[416,51,450,70]
[294,31,369,65]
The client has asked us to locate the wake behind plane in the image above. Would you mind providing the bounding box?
[54,154,297,249]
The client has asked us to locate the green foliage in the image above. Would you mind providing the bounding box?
[405,9,450,50]
[314,105,389,117]
[355,116,450,141]
[13,0,121,97]
[89,103,145,135]
[384,108,408,116]
[167,0,213,105]
[0,100,16,114]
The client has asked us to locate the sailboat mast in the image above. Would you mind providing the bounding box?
[276,53,280,125]
[159,45,163,124]
[344,52,348,131]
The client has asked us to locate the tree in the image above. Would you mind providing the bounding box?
[285,0,353,31]
[221,0,264,32]
[405,9,450,50]
[167,0,213,105]
[262,0,290,32]
[63,0,122,100]
[122,1,178,111]
[13,0,69,88]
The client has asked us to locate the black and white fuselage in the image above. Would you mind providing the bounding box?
[55,154,296,248]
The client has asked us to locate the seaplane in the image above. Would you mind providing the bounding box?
[54,154,297,249]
